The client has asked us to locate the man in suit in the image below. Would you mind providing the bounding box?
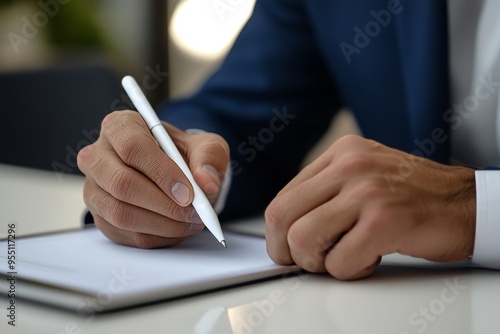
[77,0,500,279]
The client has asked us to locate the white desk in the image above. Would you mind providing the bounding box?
[0,163,86,239]
[1,163,499,334]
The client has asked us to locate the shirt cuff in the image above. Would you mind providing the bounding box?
[472,171,500,269]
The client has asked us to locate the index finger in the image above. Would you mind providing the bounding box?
[102,110,194,207]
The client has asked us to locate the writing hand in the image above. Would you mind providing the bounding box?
[77,110,229,248]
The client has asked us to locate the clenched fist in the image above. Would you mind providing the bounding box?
[265,135,476,280]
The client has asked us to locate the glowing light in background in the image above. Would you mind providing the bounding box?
[169,0,256,60]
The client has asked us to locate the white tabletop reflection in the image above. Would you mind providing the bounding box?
[1,163,499,334]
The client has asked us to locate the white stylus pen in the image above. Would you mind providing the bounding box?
[122,76,226,248]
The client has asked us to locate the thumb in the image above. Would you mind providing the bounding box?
[184,130,230,205]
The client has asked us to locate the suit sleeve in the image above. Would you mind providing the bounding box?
[159,0,341,220]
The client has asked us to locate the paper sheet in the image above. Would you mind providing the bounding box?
[0,227,297,311]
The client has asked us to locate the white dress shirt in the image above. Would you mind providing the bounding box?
[449,0,500,268]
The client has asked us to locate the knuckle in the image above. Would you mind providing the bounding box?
[362,203,393,235]
[78,141,111,177]
[106,197,131,229]
[87,190,133,232]
[100,111,121,133]
[206,142,229,163]
[91,213,104,229]
[102,111,149,167]
[351,178,388,202]
[333,152,375,175]
[298,256,324,273]
[92,215,114,239]
[86,188,129,231]
[118,134,144,166]
[266,246,293,266]
[327,267,351,281]
[288,228,326,272]
[134,233,159,249]
[76,144,93,171]
[173,222,191,236]
[86,190,105,218]
[151,165,170,191]
[205,134,230,156]
[109,168,135,201]
[160,199,191,222]
[287,226,308,254]
[325,257,351,280]
[101,110,135,133]
[100,112,115,130]
[192,135,230,168]
[333,134,364,149]
[264,203,286,234]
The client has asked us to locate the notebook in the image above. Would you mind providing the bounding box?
[0,227,298,312]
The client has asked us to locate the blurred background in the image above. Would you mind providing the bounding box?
[0,0,255,109]
[0,0,358,176]
[0,0,358,237]
[0,0,259,175]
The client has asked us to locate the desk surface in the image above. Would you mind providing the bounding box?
[0,163,85,239]
[1,163,499,334]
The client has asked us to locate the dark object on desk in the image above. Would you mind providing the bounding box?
[0,65,120,176]
[84,211,94,226]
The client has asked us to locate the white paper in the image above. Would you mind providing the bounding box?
[0,227,297,311]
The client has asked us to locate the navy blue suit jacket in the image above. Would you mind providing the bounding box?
[160,0,450,219]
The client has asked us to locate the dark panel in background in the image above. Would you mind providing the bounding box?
[0,65,121,177]
[0,1,169,178]
[148,0,170,107]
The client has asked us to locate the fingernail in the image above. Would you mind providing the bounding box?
[172,182,190,206]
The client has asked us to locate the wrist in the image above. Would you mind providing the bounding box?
[457,167,476,260]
